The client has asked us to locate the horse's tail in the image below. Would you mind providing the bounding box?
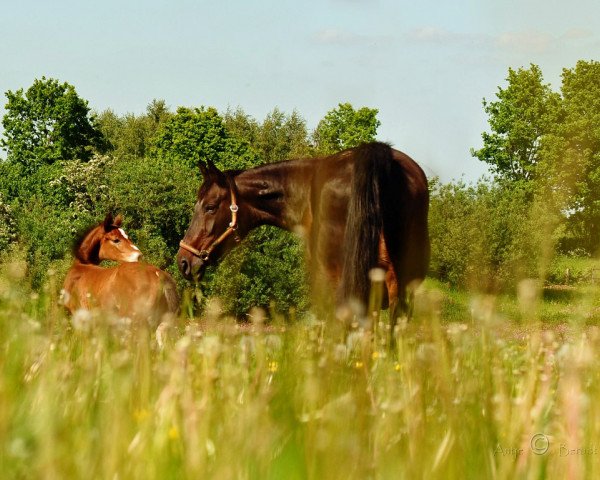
[341,142,395,306]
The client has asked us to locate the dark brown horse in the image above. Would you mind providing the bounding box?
[63,214,179,324]
[177,142,429,331]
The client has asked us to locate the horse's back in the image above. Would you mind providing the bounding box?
[113,262,180,319]
[62,263,114,313]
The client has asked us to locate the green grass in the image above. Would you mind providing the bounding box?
[3,263,600,478]
[547,255,600,285]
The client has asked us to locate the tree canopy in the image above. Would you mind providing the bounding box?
[548,60,600,252]
[96,99,171,160]
[151,106,261,171]
[1,77,105,171]
[472,65,560,183]
[313,103,380,154]
[473,60,600,254]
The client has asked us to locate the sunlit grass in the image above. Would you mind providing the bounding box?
[2,262,600,478]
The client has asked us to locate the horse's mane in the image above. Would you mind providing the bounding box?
[72,224,93,259]
[72,221,118,264]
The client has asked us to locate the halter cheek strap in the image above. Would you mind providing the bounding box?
[179,185,240,261]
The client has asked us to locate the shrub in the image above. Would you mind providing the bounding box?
[429,179,543,291]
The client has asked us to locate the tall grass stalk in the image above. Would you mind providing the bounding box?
[2,260,600,478]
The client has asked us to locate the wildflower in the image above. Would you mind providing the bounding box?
[355,361,364,369]
[206,439,216,456]
[395,363,402,372]
[372,351,380,360]
[168,426,179,440]
[268,361,279,373]
[134,409,150,423]
[71,308,93,332]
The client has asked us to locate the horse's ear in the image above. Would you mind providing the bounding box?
[207,159,219,173]
[200,159,226,184]
[199,161,209,179]
[103,213,114,231]
[113,214,123,227]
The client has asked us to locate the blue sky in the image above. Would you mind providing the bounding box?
[2,0,599,181]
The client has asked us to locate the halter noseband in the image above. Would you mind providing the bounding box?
[179,181,240,262]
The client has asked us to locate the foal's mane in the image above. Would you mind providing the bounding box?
[72,221,119,264]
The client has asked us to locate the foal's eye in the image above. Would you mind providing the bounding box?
[112,239,121,244]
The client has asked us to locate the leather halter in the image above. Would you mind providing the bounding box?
[179,183,240,261]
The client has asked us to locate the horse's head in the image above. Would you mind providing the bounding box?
[178,161,240,281]
[97,214,142,263]
[74,214,142,264]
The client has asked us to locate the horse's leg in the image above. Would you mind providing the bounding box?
[379,236,401,349]
[383,256,401,349]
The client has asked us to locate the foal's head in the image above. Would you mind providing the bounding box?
[75,214,142,265]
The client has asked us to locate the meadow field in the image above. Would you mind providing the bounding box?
[2,254,600,480]
[2,66,600,478]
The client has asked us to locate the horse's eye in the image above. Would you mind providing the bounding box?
[112,239,121,244]
[205,205,217,213]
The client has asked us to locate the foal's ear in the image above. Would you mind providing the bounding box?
[113,214,123,227]
[103,213,114,231]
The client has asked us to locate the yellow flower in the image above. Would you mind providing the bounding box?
[268,361,279,373]
[395,363,402,372]
[372,351,380,360]
[168,426,179,440]
[355,361,364,369]
[134,409,150,423]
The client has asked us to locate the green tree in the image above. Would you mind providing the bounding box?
[104,155,198,269]
[0,193,17,252]
[2,156,110,287]
[224,107,311,163]
[151,106,260,170]
[1,77,105,171]
[208,226,309,316]
[223,107,260,147]
[548,60,600,252]
[472,65,560,183]
[146,99,170,125]
[313,103,380,154]
[429,178,543,290]
[256,108,311,162]
[96,99,171,159]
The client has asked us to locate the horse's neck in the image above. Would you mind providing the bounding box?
[235,159,314,233]
[75,227,103,264]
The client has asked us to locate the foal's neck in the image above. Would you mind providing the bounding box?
[234,159,314,233]
[75,226,103,265]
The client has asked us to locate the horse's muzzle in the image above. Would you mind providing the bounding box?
[177,250,206,281]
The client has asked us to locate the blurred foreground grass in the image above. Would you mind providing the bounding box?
[2,261,600,479]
